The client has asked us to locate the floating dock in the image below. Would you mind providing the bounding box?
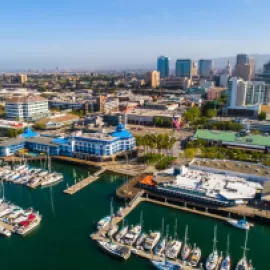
[63,168,106,195]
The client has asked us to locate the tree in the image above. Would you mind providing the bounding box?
[183,107,201,122]
[258,112,266,121]
[206,109,217,118]
[33,123,46,130]
[184,148,196,159]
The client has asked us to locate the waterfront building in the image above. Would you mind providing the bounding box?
[5,96,50,121]
[145,71,160,88]
[0,124,136,159]
[157,56,169,78]
[175,59,192,79]
[140,166,263,207]
[198,59,213,78]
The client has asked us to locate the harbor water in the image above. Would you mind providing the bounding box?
[0,161,269,270]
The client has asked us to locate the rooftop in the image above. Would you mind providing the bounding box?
[194,129,270,147]
[127,108,181,118]
[6,95,48,104]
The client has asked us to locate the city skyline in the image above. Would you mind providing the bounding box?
[1,0,270,70]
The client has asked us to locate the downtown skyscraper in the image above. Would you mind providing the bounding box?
[157,56,169,78]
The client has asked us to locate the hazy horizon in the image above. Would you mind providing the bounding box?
[1,0,270,70]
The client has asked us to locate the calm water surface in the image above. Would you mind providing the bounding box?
[0,161,268,270]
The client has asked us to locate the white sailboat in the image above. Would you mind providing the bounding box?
[181,225,191,261]
[221,234,231,270]
[235,229,254,270]
[154,218,166,256]
[206,225,219,270]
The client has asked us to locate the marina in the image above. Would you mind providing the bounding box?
[0,160,269,270]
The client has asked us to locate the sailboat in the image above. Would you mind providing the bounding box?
[181,225,191,261]
[41,155,63,187]
[165,219,182,260]
[115,219,128,243]
[206,225,219,270]
[220,234,231,270]
[151,257,181,270]
[189,243,201,267]
[154,218,166,256]
[107,198,118,238]
[235,229,254,270]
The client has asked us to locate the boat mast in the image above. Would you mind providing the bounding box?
[213,225,218,253]
[109,197,114,231]
[161,217,164,238]
[174,218,178,240]
[242,228,249,259]
[73,169,77,185]
[184,225,189,247]
[140,211,143,229]
[226,234,230,257]
[2,180,4,201]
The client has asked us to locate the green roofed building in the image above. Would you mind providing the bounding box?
[193,129,270,152]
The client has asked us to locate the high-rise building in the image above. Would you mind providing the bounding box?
[192,62,198,76]
[146,71,160,88]
[175,59,193,78]
[228,77,270,108]
[236,54,249,65]
[157,56,169,78]
[234,54,255,81]
[198,59,213,78]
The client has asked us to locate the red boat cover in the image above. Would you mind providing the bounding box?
[28,213,36,221]
[20,220,29,227]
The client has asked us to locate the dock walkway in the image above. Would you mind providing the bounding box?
[63,168,106,195]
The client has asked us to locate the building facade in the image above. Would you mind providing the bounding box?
[236,54,249,65]
[157,56,169,78]
[5,96,50,121]
[175,59,192,78]
[228,77,270,108]
[146,71,160,88]
[198,59,213,78]
[0,124,136,159]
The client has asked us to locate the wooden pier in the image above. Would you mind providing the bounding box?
[63,168,106,195]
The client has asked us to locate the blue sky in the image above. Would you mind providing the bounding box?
[1,0,270,70]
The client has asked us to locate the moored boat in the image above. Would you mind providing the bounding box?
[205,226,218,270]
[227,219,250,230]
[151,259,182,270]
[144,231,161,250]
[97,240,131,260]
[0,226,11,237]
[154,238,166,256]
[180,225,191,261]
[115,225,128,243]
[189,243,201,267]
[220,234,231,270]
[124,225,142,246]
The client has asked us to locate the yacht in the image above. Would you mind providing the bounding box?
[221,235,231,270]
[165,240,182,260]
[97,240,131,260]
[124,225,142,246]
[227,219,250,230]
[115,225,128,243]
[154,238,166,256]
[205,226,219,270]
[151,259,181,270]
[15,213,42,236]
[0,226,11,237]
[136,233,147,249]
[144,231,161,250]
[235,230,254,270]
[189,243,201,267]
[41,174,63,187]
[180,225,191,261]
[97,216,111,230]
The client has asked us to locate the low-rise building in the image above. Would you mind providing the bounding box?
[5,96,50,121]
[207,87,226,101]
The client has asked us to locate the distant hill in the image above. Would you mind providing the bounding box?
[213,54,270,70]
